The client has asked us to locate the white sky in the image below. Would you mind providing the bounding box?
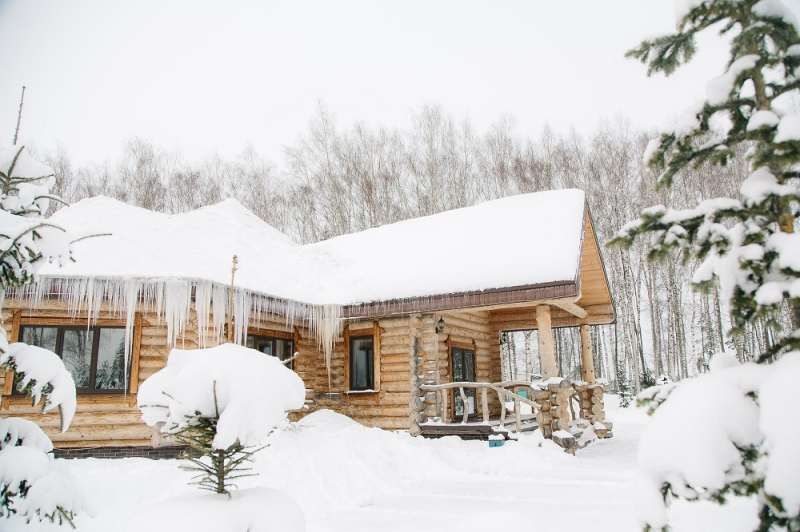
[1,0,796,166]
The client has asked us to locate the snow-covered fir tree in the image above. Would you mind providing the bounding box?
[615,1,800,529]
[0,145,82,526]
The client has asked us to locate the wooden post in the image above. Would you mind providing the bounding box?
[441,389,448,424]
[481,387,489,423]
[499,390,507,425]
[515,397,521,433]
[536,306,557,380]
[459,387,468,424]
[580,324,596,384]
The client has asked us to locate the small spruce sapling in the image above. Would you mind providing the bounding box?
[168,381,260,495]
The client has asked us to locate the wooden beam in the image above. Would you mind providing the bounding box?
[580,324,596,385]
[536,306,557,380]
[542,299,587,319]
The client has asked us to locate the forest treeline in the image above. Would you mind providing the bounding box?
[37,103,795,393]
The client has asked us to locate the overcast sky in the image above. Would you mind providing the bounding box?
[2,0,796,166]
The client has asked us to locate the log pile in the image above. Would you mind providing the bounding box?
[573,382,613,438]
[534,378,573,439]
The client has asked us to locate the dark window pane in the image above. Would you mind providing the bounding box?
[451,348,476,417]
[452,350,464,381]
[350,337,374,390]
[21,327,58,353]
[61,329,93,388]
[255,339,273,356]
[95,328,129,390]
[464,350,475,381]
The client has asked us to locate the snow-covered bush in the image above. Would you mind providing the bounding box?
[617,1,800,529]
[137,343,306,495]
[0,146,83,527]
[0,345,83,527]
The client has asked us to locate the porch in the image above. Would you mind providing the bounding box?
[409,301,615,451]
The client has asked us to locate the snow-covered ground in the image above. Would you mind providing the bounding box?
[6,397,758,532]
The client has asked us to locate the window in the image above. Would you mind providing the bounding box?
[246,335,295,370]
[19,325,131,393]
[349,335,374,391]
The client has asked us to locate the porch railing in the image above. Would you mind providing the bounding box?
[419,380,542,433]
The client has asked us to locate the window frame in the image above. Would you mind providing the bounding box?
[245,328,297,370]
[2,312,143,399]
[343,321,381,393]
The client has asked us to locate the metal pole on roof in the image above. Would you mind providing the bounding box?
[228,255,238,344]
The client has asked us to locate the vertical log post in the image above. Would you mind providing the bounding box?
[460,387,468,424]
[481,387,489,423]
[580,324,596,385]
[536,305,557,380]
[441,389,448,424]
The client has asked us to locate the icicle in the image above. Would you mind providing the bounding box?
[312,304,343,376]
[195,281,212,349]
[212,284,228,345]
[233,289,251,345]
[163,280,192,347]
[123,279,140,396]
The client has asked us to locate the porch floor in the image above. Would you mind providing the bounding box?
[419,414,538,441]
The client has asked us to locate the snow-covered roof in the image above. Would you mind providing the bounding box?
[37,189,588,308]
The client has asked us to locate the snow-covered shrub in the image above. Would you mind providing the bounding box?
[0,344,83,527]
[137,343,306,495]
[618,1,800,529]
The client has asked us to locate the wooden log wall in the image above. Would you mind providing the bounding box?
[1,298,510,446]
[295,316,415,431]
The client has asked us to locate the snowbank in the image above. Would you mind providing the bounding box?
[125,487,304,532]
[138,343,306,449]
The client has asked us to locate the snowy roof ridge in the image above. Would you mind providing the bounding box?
[38,189,589,308]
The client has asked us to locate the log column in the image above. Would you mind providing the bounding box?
[579,324,596,385]
[536,305,557,380]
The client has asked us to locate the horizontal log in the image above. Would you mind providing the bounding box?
[49,424,153,442]
[380,335,413,348]
[379,353,413,365]
[379,327,413,338]
[53,439,153,449]
[379,372,411,383]
[442,325,491,341]
[340,406,409,417]
[376,316,411,328]
[138,357,165,370]
[381,363,411,373]
[380,381,411,393]
[10,411,145,429]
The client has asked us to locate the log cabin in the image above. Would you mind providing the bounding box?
[0,189,615,456]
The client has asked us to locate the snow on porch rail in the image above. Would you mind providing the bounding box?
[7,276,344,376]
